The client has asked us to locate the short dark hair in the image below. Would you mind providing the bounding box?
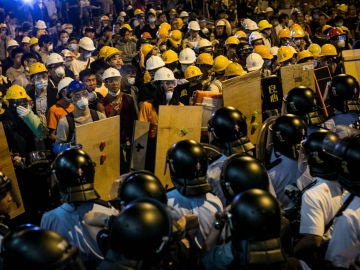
[79,69,95,81]
[90,58,110,74]
[21,52,39,66]
[38,34,53,47]
[10,47,24,59]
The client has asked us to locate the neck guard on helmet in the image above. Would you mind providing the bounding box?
[60,183,99,203]
[171,176,212,197]
[212,136,255,156]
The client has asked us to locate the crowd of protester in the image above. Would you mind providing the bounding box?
[0,0,360,269]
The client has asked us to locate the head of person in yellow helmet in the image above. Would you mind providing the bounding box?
[168,30,182,52]
[184,65,203,88]
[196,52,213,79]
[308,43,321,58]
[258,20,273,38]
[162,50,180,76]
[3,84,32,114]
[29,62,49,91]
[104,47,124,70]
[224,62,247,79]
[290,24,306,49]
[278,28,292,47]
[225,36,239,61]
[277,46,295,66]
[171,18,183,31]
[254,45,274,70]
[296,50,314,64]
[213,55,231,76]
[235,30,247,43]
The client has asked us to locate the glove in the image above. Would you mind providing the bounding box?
[16,105,30,117]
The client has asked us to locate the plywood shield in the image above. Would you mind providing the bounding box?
[0,123,25,219]
[222,70,262,144]
[342,49,360,83]
[76,116,120,200]
[280,63,315,95]
[131,120,150,171]
[155,106,202,189]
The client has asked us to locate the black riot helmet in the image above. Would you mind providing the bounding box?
[229,189,284,266]
[166,139,212,196]
[117,170,168,207]
[110,199,172,261]
[329,74,360,113]
[208,106,248,142]
[284,86,325,125]
[271,114,307,159]
[303,129,339,180]
[51,148,99,203]
[328,134,360,196]
[0,172,12,200]
[220,153,269,203]
[2,225,86,270]
[230,189,281,241]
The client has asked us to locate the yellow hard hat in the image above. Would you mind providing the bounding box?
[337,3,348,13]
[4,84,31,101]
[104,47,122,61]
[29,37,39,46]
[322,25,332,34]
[278,28,291,39]
[254,45,273,60]
[213,55,231,73]
[196,53,214,66]
[235,30,247,39]
[143,70,152,84]
[225,36,240,46]
[162,49,179,64]
[141,43,154,58]
[308,43,321,57]
[99,45,111,59]
[173,18,183,29]
[184,65,203,80]
[157,27,169,39]
[134,9,144,16]
[121,23,133,31]
[169,8,177,15]
[296,50,314,63]
[159,22,171,33]
[277,46,295,63]
[258,20,273,31]
[224,62,247,77]
[320,44,337,57]
[29,62,48,76]
[290,24,305,38]
[169,30,182,47]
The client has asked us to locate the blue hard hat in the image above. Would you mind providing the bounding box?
[67,80,86,97]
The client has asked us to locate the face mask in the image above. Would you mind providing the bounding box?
[133,20,140,27]
[48,44,53,52]
[166,90,173,102]
[83,52,92,59]
[61,37,69,44]
[34,45,40,52]
[148,18,156,24]
[335,23,343,27]
[75,97,89,110]
[108,89,120,97]
[35,79,48,90]
[127,77,135,85]
[55,66,65,78]
[69,43,79,52]
[337,40,345,48]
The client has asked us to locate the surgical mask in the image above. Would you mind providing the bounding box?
[48,44,53,52]
[148,18,156,23]
[61,37,69,44]
[55,66,65,78]
[166,90,173,102]
[335,23,343,27]
[127,77,135,85]
[108,89,120,97]
[35,79,48,90]
[69,43,79,52]
[83,52,92,59]
[76,97,89,110]
[337,40,345,48]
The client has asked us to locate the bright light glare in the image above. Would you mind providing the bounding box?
[22,0,34,3]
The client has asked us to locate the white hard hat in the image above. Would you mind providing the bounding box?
[35,20,47,29]
[78,37,95,51]
[266,7,274,12]
[57,77,74,94]
[102,67,121,80]
[197,38,212,49]
[270,46,279,56]
[21,36,31,44]
[6,39,19,49]
[243,19,258,31]
[246,53,264,71]
[179,48,196,64]
[46,53,64,67]
[249,31,263,45]
[179,11,189,17]
[216,20,226,27]
[188,21,200,31]
[61,49,74,57]
[154,67,176,81]
[146,55,165,71]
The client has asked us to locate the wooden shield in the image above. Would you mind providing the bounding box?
[76,116,120,200]
[342,49,360,83]
[222,70,262,144]
[155,106,202,189]
[280,62,315,95]
[0,123,25,219]
[131,120,150,171]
